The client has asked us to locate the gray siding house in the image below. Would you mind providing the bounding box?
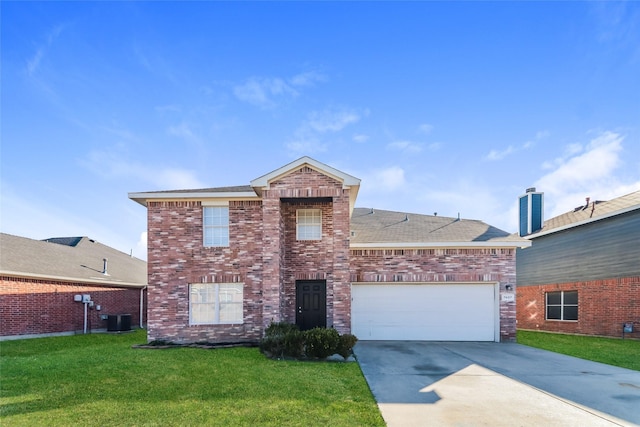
[516,190,640,337]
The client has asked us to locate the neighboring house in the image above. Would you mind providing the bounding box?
[0,234,147,339]
[129,157,529,344]
[516,189,640,338]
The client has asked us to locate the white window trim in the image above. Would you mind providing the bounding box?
[296,209,322,240]
[545,290,578,322]
[189,283,243,325]
[203,206,230,247]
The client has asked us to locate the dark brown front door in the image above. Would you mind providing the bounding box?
[296,280,326,330]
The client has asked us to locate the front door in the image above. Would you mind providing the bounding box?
[296,280,327,330]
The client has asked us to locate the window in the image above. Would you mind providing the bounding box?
[204,207,229,247]
[546,291,578,321]
[297,209,322,240]
[189,283,243,325]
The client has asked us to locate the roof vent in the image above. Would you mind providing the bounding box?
[102,258,109,276]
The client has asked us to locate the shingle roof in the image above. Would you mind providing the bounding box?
[350,208,528,246]
[531,190,640,236]
[131,185,254,195]
[0,233,147,287]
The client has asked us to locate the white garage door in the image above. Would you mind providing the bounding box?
[352,283,497,341]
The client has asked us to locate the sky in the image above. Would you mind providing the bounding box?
[2,1,639,261]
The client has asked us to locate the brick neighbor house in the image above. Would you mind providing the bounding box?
[0,234,147,339]
[129,157,529,344]
[516,189,640,338]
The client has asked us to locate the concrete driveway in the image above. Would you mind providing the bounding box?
[354,341,640,427]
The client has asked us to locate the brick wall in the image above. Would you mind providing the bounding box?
[264,166,352,334]
[350,248,518,341]
[517,277,640,337]
[146,200,264,344]
[0,276,145,337]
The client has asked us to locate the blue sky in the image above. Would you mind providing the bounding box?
[2,1,639,260]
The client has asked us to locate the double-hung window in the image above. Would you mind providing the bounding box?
[297,209,322,240]
[546,290,578,321]
[203,206,229,247]
[189,283,243,325]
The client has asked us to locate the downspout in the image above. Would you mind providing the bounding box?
[83,301,88,334]
[140,286,146,329]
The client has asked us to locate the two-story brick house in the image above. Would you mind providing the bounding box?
[130,157,529,344]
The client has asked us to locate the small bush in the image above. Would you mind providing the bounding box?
[260,322,303,358]
[304,327,340,359]
[283,329,305,358]
[337,334,358,359]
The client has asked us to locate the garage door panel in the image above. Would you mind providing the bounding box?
[352,284,496,341]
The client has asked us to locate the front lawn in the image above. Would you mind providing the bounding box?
[517,330,640,371]
[0,330,384,426]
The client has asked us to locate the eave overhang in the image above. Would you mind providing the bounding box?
[128,191,260,207]
[0,270,147,289]
[350,241,532,249]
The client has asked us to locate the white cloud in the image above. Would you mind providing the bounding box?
[233,71,325,109]
[535,131,640,218]
[418,124,434,134]
[353,134,369,143]
[233,77,297,108]
[26,24,64,76]
[286,108,362,155]
[286,138,328,155]
[137,231,148,256]
[486,130,547,161]
[486,145,515,161]
[374,166,406,191]
[306,109,360,133]
[387,140,423,153]
[82,147,205,190]
[289,71,326,87]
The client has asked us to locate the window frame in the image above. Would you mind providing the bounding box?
[296,208,322,240]
[189,283,243,325]
[203,206,229,247]
[545,290,578,321]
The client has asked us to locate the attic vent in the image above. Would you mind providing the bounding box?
[301,166,314,173]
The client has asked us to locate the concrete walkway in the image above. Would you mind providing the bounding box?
[354,341,640,427]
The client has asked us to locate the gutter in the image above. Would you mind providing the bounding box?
[0,270,147,289]
[524,204,640,240]
[350,241,531,249]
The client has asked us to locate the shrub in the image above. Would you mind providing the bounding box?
[304,327,340,359]
[337,334,358,359]
[260,322,303,358]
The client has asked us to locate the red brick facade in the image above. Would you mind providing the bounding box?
[0,276,146,337]
[143,163,518,343]
[350,248,517,341]
[517,277,640,337]
[146,167,353,343]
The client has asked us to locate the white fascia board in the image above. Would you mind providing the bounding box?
[128,191,260,206]
[250,156,361,189]
[0,270,147,289]
[524,204,640,240]
[350,241,532,249]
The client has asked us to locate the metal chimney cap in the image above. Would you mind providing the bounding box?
[526,187,536,193]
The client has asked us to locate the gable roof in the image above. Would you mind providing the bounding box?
[250,156,361,189]
[128,157,361,212]
[350,208,530,248]
[0,233,147,288]
[526,190,640,239]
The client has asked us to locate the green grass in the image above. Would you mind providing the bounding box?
[517,330,640,371]
[0,330,384,426]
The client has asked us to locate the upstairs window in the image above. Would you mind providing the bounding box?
[546,290,578,321]
[203,206,229,247]
[297,209,322,240]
